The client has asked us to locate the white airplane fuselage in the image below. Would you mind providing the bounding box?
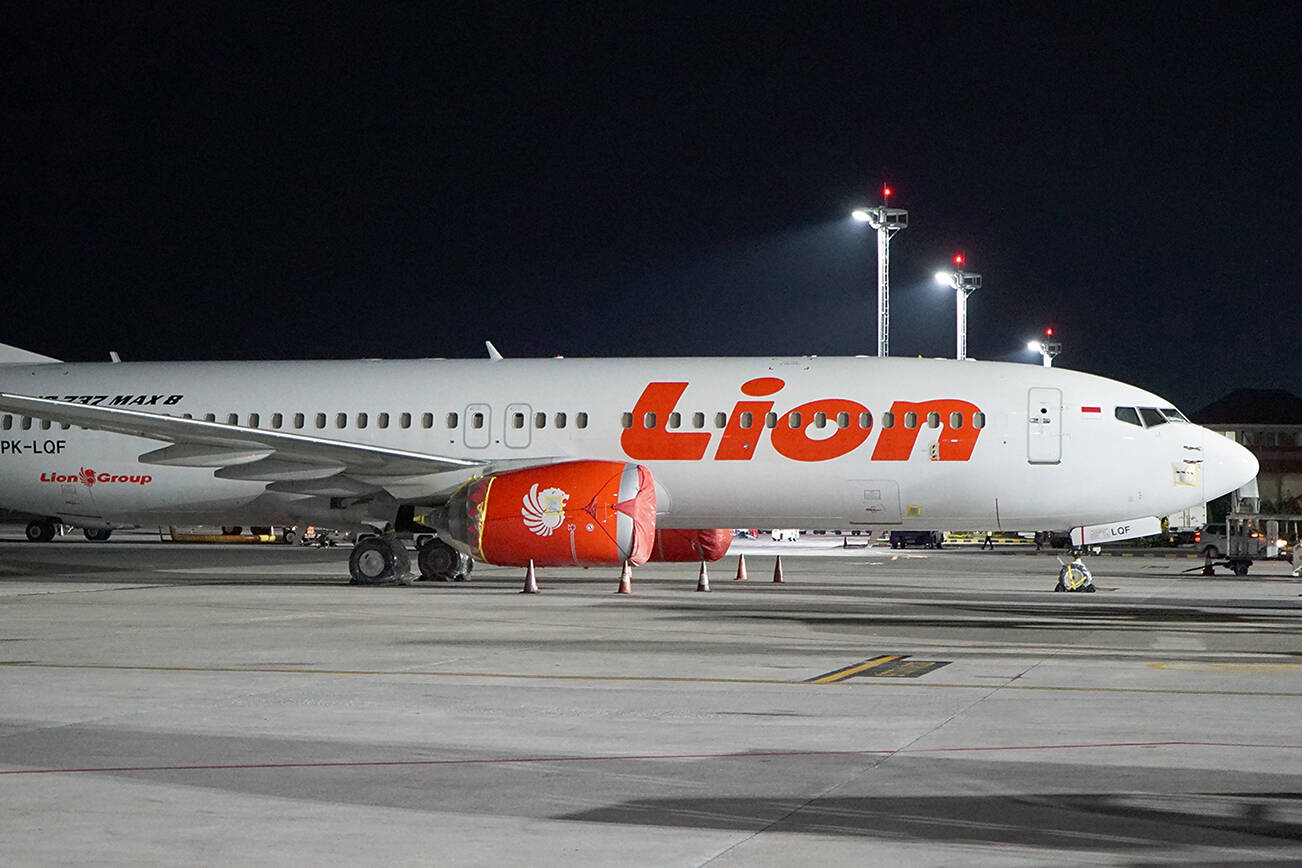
[0,355,1257,537]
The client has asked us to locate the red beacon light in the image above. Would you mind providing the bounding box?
[953,253,964,266]
[1045,327,1054,337]
[882,186,893,199]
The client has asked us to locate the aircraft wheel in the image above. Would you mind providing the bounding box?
[25,519,57,543]
[282,528,299,545]
[83,528,112,542]
[1053,581,1065,592]
[418,538,468,581]
[221,526,243,536]
[349,537,413,586]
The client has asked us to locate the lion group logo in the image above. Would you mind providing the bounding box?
[521,484,569,537]
[78,467,96,488]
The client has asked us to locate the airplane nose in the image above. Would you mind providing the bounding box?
[1201,428,1259,501]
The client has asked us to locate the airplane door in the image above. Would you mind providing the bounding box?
[464,403,492,449]
[844,479,903,525]
[1027,387,1062,464]
[504,403,531,449]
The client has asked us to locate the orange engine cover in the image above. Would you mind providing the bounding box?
[647,528,732,562]
[446,460,656,567]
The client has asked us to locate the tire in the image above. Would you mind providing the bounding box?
[83,528,112,542]
[349,537,413,586]
[25,519,56,543]
[282,528,299,545]
[221,526,243,536]
[1202,545,1221,559]
[418,538,468,581]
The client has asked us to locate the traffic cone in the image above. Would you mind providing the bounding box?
[1202,551,1215,576]
[521,560,539,594]
[696,561,710,592]
[772,556,785,584]
[734,554,748,581]
[616,561,633,594]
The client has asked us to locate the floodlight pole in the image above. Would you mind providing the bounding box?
[853,197,908,357]
[935,265,982,360]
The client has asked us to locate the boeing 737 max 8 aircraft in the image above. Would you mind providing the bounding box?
[0,342,1257,585]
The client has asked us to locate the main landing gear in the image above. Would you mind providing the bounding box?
[25,518,57,542]
[1054,552,1096,592]
[348,535,413,586]
[416,536,473,582]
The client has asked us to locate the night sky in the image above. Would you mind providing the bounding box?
[4,4,1298,413]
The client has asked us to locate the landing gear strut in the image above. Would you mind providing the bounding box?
[417,537,473,582]
[348,535,413,586]
[1054,552,1096,592]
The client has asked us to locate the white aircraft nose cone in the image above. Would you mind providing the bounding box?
[1201,429,1259,500]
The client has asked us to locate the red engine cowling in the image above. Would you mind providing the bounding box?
[445,460,656,567]
[647,529,732,562]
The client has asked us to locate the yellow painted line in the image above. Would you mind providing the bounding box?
[808,655,905,684]
[3,661,1302,697]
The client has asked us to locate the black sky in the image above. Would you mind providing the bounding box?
[3,3,1298,412]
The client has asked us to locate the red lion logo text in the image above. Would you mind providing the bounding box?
[40,469,153,486]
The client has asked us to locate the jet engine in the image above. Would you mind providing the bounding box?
[443,460,656,567]
[647,528,732,562]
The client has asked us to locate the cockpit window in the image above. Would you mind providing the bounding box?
[1114,406,1142,426]
[1138,407,1168,427]
[1160,407,1189,423]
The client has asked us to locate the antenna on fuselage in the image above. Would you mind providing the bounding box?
[485,341,503,361]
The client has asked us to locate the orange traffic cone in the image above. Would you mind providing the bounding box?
[734,554,748,581]
[696,561,710,591]
[1202,551,1215,576]
[616,561,633,594]
[521,560,539,594]
[772,556,785,584]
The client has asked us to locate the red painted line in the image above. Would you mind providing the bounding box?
[1081,406,1101,413]
[2,741,1299,777]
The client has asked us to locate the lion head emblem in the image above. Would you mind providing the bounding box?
[521,484,568,537]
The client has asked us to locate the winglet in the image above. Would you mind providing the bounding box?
[485,341,503,361]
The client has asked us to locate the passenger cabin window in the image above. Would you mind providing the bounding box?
[836,412,849,429]
[972,412,986,429]
[377,412,389,429]
[399,412,411,429]
[20,416,31,430]
[765,412,778,428]
[692,412,705,429]
[621,412,633,429]
[641,412,655,429]
[926,411,941,428]
[248,413,260,428]
[316,413,327,429]
[271,413,283,429]
[40,418,51,430]
[336,413,347,429]
[535,412,547,429]
[668,412,681,429]
[787,411,802,428]
[576,412,588,429]
[421,413,433,429]
[949,411,963,429]
[1138,407,1167,427]
[882,412,895,429]
[471,412,485,429]
[356,412,368,429]
[555,412,567,428]
[903,412,918,429]
[1114,407,1142,426]
[2,415,11,430]
[446,412,459,429]
[813,412,827,428]
[511,412,525,429]
[203,413,216,422]
[228,414,239,425]
[714,412,727,429]
[739,411,753,429]
[859,411,872,429]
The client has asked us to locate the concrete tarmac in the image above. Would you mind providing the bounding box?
[2,535,1301,866]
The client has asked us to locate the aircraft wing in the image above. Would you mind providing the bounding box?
[0,393,485,498]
